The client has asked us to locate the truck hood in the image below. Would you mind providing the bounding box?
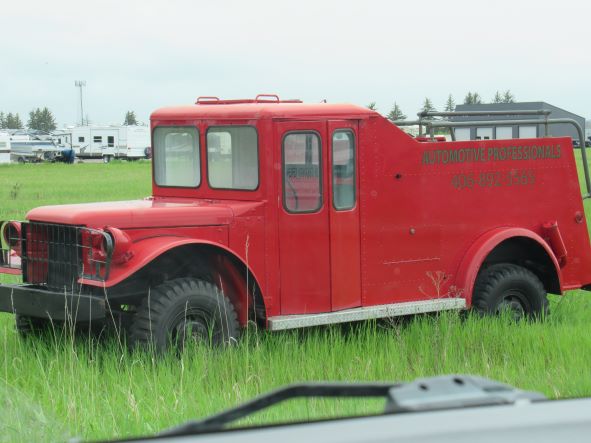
[25,198,239,229]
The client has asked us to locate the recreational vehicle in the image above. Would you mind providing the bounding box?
[64,125,150,162]
[0,133,9,164]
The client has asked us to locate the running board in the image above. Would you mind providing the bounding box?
[268,298,466,331]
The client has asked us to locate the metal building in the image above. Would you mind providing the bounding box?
[451,102,585,141]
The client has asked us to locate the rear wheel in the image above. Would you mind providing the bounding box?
[128,278,240,353]
[472,263,548,320]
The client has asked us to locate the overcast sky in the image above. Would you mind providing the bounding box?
[1,0,589,126]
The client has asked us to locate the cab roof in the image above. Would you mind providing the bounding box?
[151,98,376,121]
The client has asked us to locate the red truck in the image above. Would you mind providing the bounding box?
[1,95,590,352]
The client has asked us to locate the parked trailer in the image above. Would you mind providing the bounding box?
[0,132,9,164]
[3,132,64,163]
[65,125,150,162]
[1,95,591,353]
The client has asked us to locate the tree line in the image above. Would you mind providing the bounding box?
[0,108,140,131]
[0,112,24,130]
[368,90,517,121]
[0,108,58,131]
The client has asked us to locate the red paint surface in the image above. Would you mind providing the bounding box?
[328,120,361,310]
[4,101,591,323]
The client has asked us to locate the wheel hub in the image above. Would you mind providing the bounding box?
[174,318,209,347]
[497,291,526,320]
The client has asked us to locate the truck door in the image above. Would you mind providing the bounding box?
[328,121,361,310]
[277,121,331,314]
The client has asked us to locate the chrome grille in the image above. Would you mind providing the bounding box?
[19,222,112,290]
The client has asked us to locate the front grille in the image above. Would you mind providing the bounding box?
[21,222,111,290]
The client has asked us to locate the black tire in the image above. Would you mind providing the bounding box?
[103,155,112,163]
[472,263,548,320]
[15,315,60,336]
[16,314,106,338]
[128,278,240,353]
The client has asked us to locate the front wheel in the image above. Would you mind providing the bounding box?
[128,278,240,353]
[15,315,57,336]
[472,263,548,320]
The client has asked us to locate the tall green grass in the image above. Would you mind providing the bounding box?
[1,157,591,442]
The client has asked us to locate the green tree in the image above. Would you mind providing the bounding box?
[503,90,515,103]
[0,112,5,129]
[27,107,56,131]
[5,113,23,129]
[421,97,436,114]
[387,102,406,121]
[492,90,516,104]
[14,114,24,129]
[366,102,377,111]
[444,94,456,112]
[28,109,40,129]
[124,111,138,125]
[464,92,482,105]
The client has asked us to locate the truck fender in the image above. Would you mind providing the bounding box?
[454,227,561,307]
[80,235,261,291]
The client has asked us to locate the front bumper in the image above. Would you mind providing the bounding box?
[0,284,106,321]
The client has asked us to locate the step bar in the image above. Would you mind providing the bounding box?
[268,298,466,331]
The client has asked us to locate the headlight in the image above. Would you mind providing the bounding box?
[2,221,22,255]
[104,226,133,264]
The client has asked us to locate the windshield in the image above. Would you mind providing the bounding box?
[153,126,200,187]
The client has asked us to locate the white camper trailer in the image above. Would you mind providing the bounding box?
[0,133,10,164]
[64,125,150,162]
[119,125,151,160]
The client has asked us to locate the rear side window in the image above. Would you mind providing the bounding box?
[282,132,322,213]
[153,126,200,187]
[332,130,356,210]
[207,126,258,190]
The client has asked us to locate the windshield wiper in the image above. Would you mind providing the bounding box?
[159,375,545,437]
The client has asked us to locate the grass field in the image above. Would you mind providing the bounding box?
[2,158,591,442]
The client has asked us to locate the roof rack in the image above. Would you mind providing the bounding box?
[195,94,303,105]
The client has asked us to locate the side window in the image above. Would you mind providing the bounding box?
[332,130,356,210]
[207,126,258,190]
[283,132,322,213]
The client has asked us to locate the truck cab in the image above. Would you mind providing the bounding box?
[2,95,591,352]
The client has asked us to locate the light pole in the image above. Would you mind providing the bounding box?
[75,80,86,126]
